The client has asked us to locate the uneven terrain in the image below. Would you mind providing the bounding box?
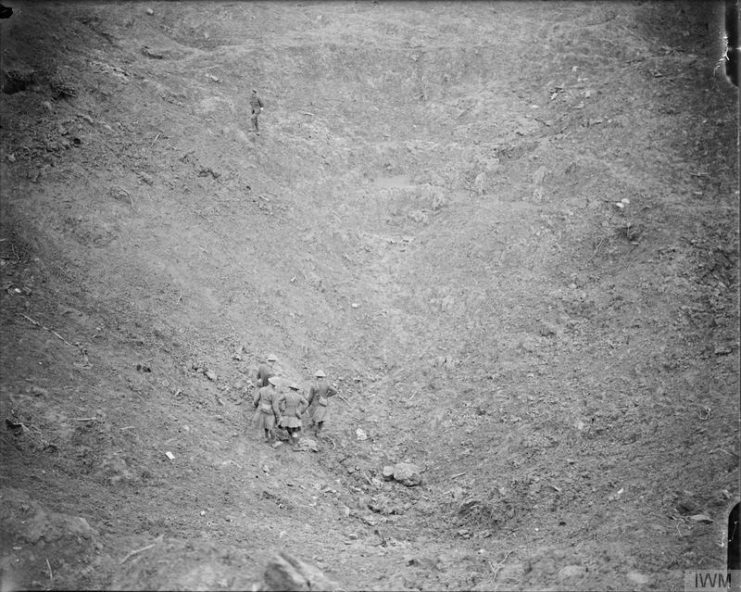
[0,1,739,590]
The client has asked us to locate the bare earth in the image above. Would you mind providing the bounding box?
[0,2,738,590]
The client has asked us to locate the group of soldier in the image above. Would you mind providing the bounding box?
[251,354,338,445]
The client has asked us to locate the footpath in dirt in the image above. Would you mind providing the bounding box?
[0,2,738,591]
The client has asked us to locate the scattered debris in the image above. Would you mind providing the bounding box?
[391,462,422,487]
[262,551,340,591]
[19,313,75,348]
[714,344,733,355]
[198,166,221,179]
[293,438,318,452]
[558,565,586,579]
[141,46,164,59]
[607,487,624,501]
[49,76,77,99]
[138,172,154,185]
[689,514,713,524]
[627,571,651,585]
[119,536,162,565]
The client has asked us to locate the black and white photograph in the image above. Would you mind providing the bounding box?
[0,1,738,590]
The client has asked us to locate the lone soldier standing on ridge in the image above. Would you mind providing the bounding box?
[256,353,277,388]
[306,369,338,438]
[249,89,264,135]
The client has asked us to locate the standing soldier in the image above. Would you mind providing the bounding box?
[249,89,264,135]
[252,376,280,442]
[277,383,309,446]
[306,369,338,438]
[256,353,277,388]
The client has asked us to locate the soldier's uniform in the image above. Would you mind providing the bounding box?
[277,384,309,444]
[256,354,277,387]
[249,89,264,133]
[306,369,337,437]
[252,378,280,441]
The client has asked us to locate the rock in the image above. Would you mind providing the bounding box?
[361,515,378,526]
[145,7,154,15]
[689,514,713,523]
[498,562,525,582]
[29,386,48,397]
[138,172,154,185]
[393,462,422,487]
[205,370,217,381]
[355,428,368,441]
[382,465,395,481]
[141,46,164,59]
[627,571,650,585]
[537,320,561,338]
[558,565,586,580]
[295,438,318,452]
[676,493,700,515]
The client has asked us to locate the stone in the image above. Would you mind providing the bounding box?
[138,172,154,185]
[382,465,395,481]
[689,514,713,523]
[627,571,650,585]
[498,562,525,582]
[262,552,339,591]
[393,462,422,487]
[295,438,318,452]
[558,565,586,580]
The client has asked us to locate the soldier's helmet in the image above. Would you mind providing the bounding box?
[267,354,278,362]
[268,376,281,386]
[314,369,326,378]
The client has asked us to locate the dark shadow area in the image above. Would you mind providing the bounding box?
[730,502,740,571]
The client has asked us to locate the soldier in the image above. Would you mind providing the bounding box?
[256,354,277,388]
[249,89,264,134]
[252,376,280,442]
[306,369,338,438]
[277,382,309,446]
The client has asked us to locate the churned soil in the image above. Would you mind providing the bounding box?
[0,2,738,590]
